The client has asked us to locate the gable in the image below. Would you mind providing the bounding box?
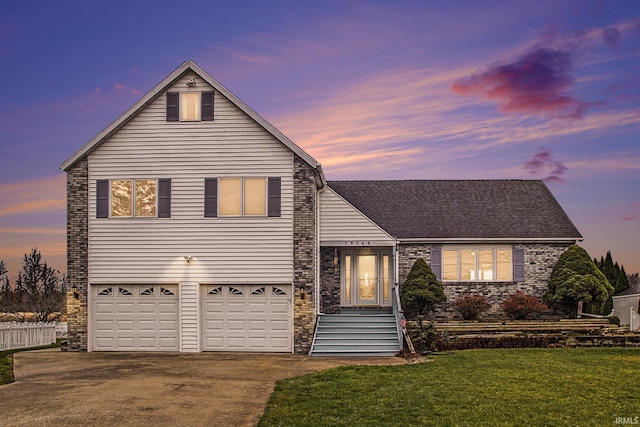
[61,60,324,188]
[319,187,395,245]
[328,180,583,241]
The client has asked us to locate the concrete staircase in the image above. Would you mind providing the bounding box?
[310,308,401,357]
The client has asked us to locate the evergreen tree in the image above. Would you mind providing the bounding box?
[602,251,617,288]
[544,245,614,317]
[400,258,446,318]
[615,265,630,293]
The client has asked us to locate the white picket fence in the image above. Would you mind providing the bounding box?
[0,322,57,351]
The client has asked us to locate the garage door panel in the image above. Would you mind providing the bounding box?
[269,320,289,332]
[92,285,179,351]
[249,319,267,331]
[201,285,292,352]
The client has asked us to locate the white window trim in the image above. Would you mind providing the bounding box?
[442,245,513,282]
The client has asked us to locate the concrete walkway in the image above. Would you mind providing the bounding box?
[1,349,405,426]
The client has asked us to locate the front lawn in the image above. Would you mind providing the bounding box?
[259,348,640,426]
[0,340,63,385]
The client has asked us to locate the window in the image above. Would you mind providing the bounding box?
[166,91,214,122]
[219,178,266,216]
[96,179,171,218]
[111,179,156,217]
[442,247,513,282]
[205,177,281,218]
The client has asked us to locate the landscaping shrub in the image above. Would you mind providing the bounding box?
[400,258,446,318]
[414,317,448,353]
[544,245,614,317]
[501,291,548,320]
[608,316,621,326]
[454,294,490,320]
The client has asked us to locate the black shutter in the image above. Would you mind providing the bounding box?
[268,177,281,217]
[158,179,171,218]
[201,91,214,121]
[513,248,525,282]
[204,178,218,217]
[431,247,442,281]
[96,180,109,218]
[166,92,179,122]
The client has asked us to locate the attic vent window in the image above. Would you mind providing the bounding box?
[166,91,214,122]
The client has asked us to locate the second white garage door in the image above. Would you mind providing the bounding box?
[201,285,292,352]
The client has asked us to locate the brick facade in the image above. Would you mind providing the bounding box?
[292,155,318,353]
[65,156,89,351]
[397,242,571,320]
[320,246,341,314]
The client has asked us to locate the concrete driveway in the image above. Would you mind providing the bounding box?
[1,350,405,426]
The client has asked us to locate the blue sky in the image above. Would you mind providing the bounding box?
[1,0,639,275]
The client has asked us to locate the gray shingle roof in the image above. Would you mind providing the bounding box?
[327,180,582,240]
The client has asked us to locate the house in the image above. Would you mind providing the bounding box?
[613,282,640,329]
[62,60,582,355]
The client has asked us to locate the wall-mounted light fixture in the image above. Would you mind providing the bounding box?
[184,256,193,264]
[71,284,79,299]
[186,78,196,87]
[299,289,305,300]
[333,248,339,273]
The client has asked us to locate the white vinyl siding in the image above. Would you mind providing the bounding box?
[319,187,394,245]
[88,72,294,284]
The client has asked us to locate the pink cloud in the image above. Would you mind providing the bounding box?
[452,48,600,119]
[619,203,640,222]
[113,82,141,96]
[523,148,567,184]
[0,175,66,217]
[602,27,622,48]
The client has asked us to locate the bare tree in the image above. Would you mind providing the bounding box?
[14,249,66,323]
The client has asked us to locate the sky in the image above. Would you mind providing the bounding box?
[1,0,639,277]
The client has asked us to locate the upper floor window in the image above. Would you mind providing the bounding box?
[442,247,512,282]
[220,178,267,216]
[112,179,156,217]
[166,91,214,122]
[96,179,171,219]
[204,177,281,218]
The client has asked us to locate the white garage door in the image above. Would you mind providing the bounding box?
[201,285,292,352]
[92,285,179,351]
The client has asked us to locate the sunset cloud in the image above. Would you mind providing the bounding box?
[523,148,568,184]
[0,175,66,217]
[451,48,598,119]
[602,27,622,48]
[113,82,141,96]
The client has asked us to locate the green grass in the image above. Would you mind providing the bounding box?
[259,348,640,426]
[0,339,63,385]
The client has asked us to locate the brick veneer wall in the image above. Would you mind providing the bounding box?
[398,243,572,320]
[65,157,89,351]
[292,155,318,353]
[320,247,341,314]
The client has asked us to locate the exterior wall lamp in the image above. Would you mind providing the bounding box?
[184,256,193,264]
[71,284,79,299]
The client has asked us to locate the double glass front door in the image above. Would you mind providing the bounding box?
[342,251,391,306]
